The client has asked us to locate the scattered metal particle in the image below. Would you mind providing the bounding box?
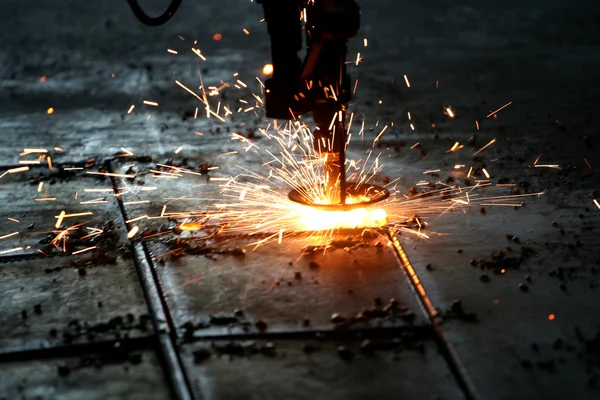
[193,348,212,364]
[337,346,354,361]
[330,313,347,324]
[255,319,268,331]
[232,247,246,257]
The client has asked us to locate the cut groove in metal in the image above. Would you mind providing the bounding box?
[0,336,157,363]
[388,229,481,400]
[288,182,389,211]
[106,160,193,400]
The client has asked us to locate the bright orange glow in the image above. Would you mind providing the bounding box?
[47,107,54,114]
[213,33,222,41]
[179,222,203,231]
[445,107,455,118]
[548,314,555,321]
[262,64,274,75]
[297,207,387,231]
[127,226,140,239]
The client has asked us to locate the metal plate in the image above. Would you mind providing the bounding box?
[180,338,463,400]
[402,201,600,400]
[0,254,152,354]
[146,233,426,337]
[0,349,172,400]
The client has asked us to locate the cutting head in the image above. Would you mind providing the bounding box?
[288,182,389,211]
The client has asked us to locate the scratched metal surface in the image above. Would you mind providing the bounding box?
[145,234,427,337]
[0,253,153,354]
[180,338,463,400]
[0,349,172,400]
[402,198,600,400]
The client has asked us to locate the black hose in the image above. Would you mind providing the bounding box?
[126,0,183,26]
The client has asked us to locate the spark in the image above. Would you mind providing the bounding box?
[38,53,544,251]
[83,188,114,192]
[174,80,225,122]
[0,232,19,240]
[127,105,135,114]
[548,314,556,321]
[72,246,96,255]
[127,226,140,239]
[262,64,273,75]
[120,147,134,156]
[35,198,56,201]
[486,101,513,118]
[126,215,148,223]
[55,211,66,228]
[80,230,103,240]
[47,107,54,114]
[8,166,30,174]
[167,49,178,54]
[373,125,388,144]
[243,28,250,35]
[192,48,207,61]
[143,100,159,107]
[593,199,600,210]
[54,212,93,219]
[0,247,23,255]
[23,148,48,153]
[180,222,203,231]
[124,200,150,205]
[86,172,135,178]
[473,138,497,156]
[174,146,183,154]
[8,218,19,223]
[534,164,561,169]
[482,168,491,178]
